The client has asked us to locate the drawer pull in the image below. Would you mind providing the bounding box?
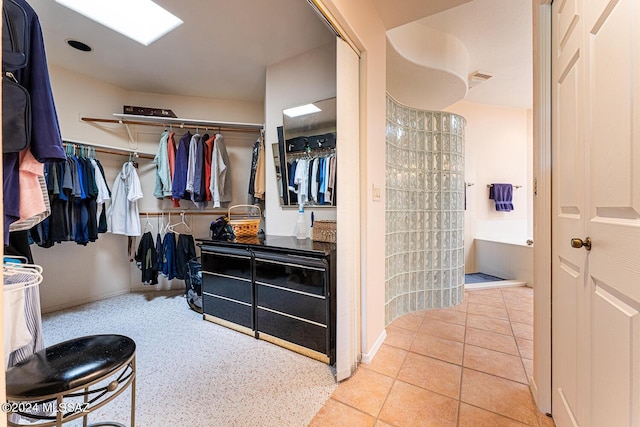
[204,293,252,307]
[203,272,251,282]
[256,281,325,299]
[254,258,326,271]
[257,305,327,328]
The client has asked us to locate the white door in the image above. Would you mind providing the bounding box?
[552,0,640,426]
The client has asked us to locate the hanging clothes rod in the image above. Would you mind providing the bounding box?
[138,210,228,217]
[286,148,336,159]
[81,115,263,134]
[487,184,522,189]
[63,139,155,160]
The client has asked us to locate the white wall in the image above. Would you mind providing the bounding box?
[264,42,337,237]
[445,101,533,275]
[320,0,388,363]
[36,65,263,312]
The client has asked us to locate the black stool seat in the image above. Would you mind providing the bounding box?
[6,334,136,399]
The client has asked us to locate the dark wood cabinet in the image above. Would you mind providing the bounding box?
[198,236,336,365]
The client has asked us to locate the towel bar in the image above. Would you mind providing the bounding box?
[487,184,522,189]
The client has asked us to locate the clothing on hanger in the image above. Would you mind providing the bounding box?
[3,0,66,245]
[161,232,177,280]
[286,153,336,206]
[135,231,159,285]
[210,133,232,208]
[106,161,143,237]
[175,234,196,280]
[153,131,172,199]
[172,132,192,206]
[248,136,265,202]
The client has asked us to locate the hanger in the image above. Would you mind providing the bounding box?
[167,212,192,235]
[163,212,172,234]
[143,213,153,234]
[4,262,43,293]
[128,151,139,168]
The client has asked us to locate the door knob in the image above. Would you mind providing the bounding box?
[571,237,592,251]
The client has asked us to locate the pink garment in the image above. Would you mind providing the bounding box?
[9,149,48,232]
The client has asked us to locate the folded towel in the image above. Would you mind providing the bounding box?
[489,183,514,211]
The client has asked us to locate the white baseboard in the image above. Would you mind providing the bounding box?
[361,329,387,364]
[41,289,130,314]
[529,376,538,400]
[464,280,528,290]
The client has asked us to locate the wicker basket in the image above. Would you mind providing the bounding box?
[228,205,261,238]
[312,220,337,243]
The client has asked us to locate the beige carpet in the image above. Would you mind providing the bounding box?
[41,291,337,426]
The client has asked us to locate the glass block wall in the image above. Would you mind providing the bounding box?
[385,95,466,325]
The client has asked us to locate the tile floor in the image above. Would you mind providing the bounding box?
[309,286,556,427]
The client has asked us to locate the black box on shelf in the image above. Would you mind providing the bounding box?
[123,105,177,118]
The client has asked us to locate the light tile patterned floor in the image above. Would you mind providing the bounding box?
[309,286,556,427]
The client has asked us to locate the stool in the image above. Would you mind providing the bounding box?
[5,334,136,427]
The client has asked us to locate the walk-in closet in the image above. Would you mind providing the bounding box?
[3,0,353,425]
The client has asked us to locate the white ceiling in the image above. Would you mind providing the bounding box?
[419,0,533,109]
[27,0,532,109]
[29,0,335,101]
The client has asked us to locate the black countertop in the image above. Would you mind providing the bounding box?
[197,235,336,256]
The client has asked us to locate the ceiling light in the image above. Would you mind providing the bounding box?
[55,0,183,46]
[66,39,92,52]
[283,104,322,118]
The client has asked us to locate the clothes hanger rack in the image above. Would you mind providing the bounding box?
[81,115,263,135]
[286,148,336,160]
[63,139,154,160]
[138,210,228,217]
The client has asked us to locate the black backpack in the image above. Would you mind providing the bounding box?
[2,0,31,153]
[184,258,202,313]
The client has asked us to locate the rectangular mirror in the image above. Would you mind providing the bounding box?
[276,97,337,208]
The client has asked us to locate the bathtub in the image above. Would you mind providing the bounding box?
[473,238,533,287]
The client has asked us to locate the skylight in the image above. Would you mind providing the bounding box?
[55,0,183,46]
[283,104,322,118]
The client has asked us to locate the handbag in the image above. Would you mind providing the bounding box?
[2,72,31,153]
[209,216,236,242]
[2,0,32,153]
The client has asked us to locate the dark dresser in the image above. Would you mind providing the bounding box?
[198,236,336,365]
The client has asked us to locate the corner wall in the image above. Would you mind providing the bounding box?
[318,0,388,361]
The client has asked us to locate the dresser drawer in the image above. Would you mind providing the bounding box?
[256,283,326,325]
[254,257,326,297]
[202,273,252,304]
[256,307,327,355]
[203,294,253,330]
[201,250,251,281]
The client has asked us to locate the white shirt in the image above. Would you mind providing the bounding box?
[107,162,143,236]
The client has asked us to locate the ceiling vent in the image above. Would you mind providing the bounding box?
[468,71,493,88]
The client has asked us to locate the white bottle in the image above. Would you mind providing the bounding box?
[296,208,306,240]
